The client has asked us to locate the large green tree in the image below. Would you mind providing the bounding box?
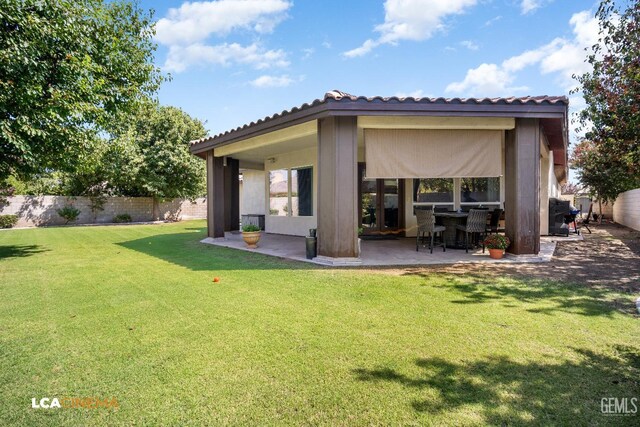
[0,0,163,181]
[109,104,208,214]
[574,0,640,199]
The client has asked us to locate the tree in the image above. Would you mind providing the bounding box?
[0,0,163,181]
[571,139,631,203]
[573,0,640,198]
[110,103,207,218]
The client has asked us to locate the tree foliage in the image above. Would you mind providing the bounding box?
[574,0,640,200]
[111,103,208,200]
[0,0,163,180]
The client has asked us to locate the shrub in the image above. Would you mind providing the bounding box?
[483,234,511,250]
[113,213,132,223]
[0,214,18,228]
[242,224,261,232]
[57,205,81,224]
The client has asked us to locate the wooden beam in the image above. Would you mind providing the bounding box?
[206,151,225,238]
[317,116,359,258]
[505,119,541,254]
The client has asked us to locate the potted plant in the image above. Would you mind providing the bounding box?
[242,224,262,249]
[483,234,511,259]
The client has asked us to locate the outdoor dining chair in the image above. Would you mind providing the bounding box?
[456,209,488,253]
[416,209,446,253]
[486,208,503,234]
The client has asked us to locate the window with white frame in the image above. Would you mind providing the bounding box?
[460,177,500,208]
[412,178,454,210]
[412,177,502,214]
[269,167,313,217]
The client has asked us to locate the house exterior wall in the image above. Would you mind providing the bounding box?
[241,170,266,215]
[264,146,317,236]
[613,189,640,231]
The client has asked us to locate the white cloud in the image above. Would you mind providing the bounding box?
[446,10,598,96]
[520,0,541,14]
[520,0,555,15]
[156,0,292,45]
[156,0,292,73]
[483,15,502,27]
[446,63,529,95]
[301,48,315,60]
[343,0,478,57]
[460,40,479,51]
[249,74,302,88]
[343,39,379,58]
[164,43,289,73]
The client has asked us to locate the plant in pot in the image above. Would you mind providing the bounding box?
[242,224,262,249]
[483,234,511,259]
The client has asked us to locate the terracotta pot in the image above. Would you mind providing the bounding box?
[242,231,261,249]
[488,248,504,259]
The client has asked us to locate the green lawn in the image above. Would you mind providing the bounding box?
[0,221,638,426]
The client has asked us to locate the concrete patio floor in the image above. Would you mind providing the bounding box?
[202,232,582,266]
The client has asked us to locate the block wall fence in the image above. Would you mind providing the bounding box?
[0,196,207,227]
[613,189,640,231]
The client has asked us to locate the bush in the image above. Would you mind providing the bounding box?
[242,224,261,232]
[0,214,18,228]
[483,234,511,250]
[57,205,81,224]
[113,213,132,223]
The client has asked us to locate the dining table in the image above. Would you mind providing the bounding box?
[433,211,469,249]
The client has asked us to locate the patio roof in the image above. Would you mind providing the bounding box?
[189,90,570,158]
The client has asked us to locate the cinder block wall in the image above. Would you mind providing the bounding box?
[613,189,640,231]
[0,196,206,227]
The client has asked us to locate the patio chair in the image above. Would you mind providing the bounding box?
[456,209,488,253]
[416,209,446,253]
[486,208,503,234]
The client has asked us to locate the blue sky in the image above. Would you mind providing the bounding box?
[140,0,600,144]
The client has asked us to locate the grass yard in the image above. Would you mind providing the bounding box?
[0,220,638,426]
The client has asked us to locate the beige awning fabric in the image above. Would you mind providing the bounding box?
[364,129,502,178]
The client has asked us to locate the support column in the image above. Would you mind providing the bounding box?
[206,151,225,238]
[317,116,359,261]
[505,118,541,254]
[224,157,240,231]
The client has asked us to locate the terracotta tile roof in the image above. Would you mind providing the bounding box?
[190,90,569,148]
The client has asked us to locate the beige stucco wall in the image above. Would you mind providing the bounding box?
[613,189,640,231]
[264,146,317,236]
[0,196,206,227]
[241,170,266,215]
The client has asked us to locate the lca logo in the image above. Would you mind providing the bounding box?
[31,397,119,409]
[32,398,61,409]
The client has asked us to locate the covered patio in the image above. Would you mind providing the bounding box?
[190,91,570,265]
[201,232,568,266]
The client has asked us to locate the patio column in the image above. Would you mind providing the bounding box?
[317,116,359,260]
[206,151,225,238]
[224,157,240,232]
[505,118,541,254]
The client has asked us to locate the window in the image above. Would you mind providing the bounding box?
[270,167,313,217]
[291,167,313,217]
[269,170,288,216]
[460,177,500,205]
[412,178,454,212]
[413,178,454,203]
